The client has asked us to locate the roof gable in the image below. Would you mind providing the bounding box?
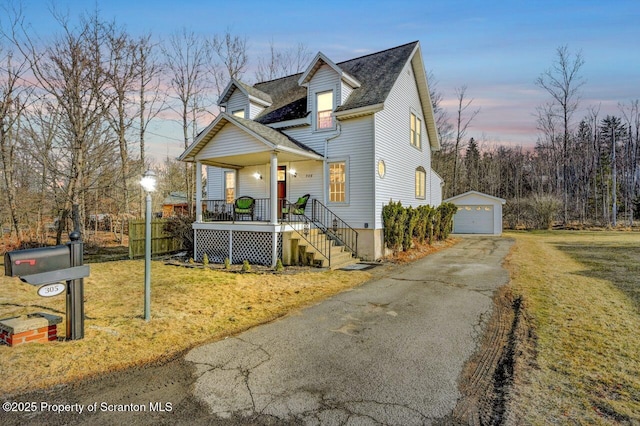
[444,191,507,204]
[218,79,273,107]
[297,52,361,88]
[223,41,439,149]
[178,112,322,165]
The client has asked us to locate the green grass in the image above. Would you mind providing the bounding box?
[506,231,640,424]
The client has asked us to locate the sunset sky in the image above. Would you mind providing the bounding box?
[13,0,640,160]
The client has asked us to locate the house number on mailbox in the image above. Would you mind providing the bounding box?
[37,282,66,298]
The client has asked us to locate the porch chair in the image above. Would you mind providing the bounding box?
[282,194,310,218]
[233,196,255,221]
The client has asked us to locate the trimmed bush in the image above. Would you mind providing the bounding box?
[382,201,457,253]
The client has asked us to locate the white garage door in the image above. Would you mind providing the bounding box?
[453,205,494,234]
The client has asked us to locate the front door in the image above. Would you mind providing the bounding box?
[277,166,287,217]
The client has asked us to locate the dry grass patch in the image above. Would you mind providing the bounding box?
[505,231,640,424]
[0,260,370,395]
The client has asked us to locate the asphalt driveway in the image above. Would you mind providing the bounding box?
[2,236,513,426]
[186,235,513,424]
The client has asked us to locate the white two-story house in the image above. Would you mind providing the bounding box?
[178,41,442,268]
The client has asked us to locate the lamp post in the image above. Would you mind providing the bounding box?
[140,169,157,321]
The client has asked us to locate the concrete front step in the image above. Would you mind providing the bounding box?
[296,241,356,269]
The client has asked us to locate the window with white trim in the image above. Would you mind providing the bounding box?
[410,112,422,149]
[316,90,334,130]
[224,171,236,203]
[415,167,426,199]
[232,109,245,118]
[328,161,346,203]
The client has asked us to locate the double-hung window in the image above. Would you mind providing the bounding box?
[316,91,334,130]
[410,112,422,149]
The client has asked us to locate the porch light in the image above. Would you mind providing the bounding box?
[303,220,310,236]
[332,218,338,233]
[253,172,262,180]
[289,169,297,177]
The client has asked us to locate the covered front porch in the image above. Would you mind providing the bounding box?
[179,113,358,268]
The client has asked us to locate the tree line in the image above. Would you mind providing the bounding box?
[432,46,640,229]
[1,6,637,249]
[0,5,311,245]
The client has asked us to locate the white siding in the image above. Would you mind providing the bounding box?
[285,160,323,202]
[324,115,375,228]
[227,89,248,118]
[282,126,326,155]
[429,169,443,207]
[249,101,265,119]
[307,65,340,129]
[195,123,269,159]
[206,166,224,200]
[237,166,269,199]
[373,60,432,228]
[340,81,353,105]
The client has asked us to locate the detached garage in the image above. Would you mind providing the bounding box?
[444,191,505,235]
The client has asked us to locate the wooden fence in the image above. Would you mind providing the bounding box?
[128,219,183,259]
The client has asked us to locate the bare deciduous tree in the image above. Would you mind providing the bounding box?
[452,85,480,194]
[255,40,311,82]
[162,28,211,214]
[536,45,585,224]
[0,45,30,239]
[209,30,248,94]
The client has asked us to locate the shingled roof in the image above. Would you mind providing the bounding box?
[253,41,419,125]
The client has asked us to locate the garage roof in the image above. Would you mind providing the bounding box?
[444,191,506,204]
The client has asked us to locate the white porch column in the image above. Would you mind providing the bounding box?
[195,161,203,222]
[270,152,278,225]
[270,152,278,267]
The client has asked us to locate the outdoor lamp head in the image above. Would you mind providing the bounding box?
[140,169,157,193]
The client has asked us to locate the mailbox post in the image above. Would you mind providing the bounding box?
[4,233,89,340]
[67,231,84,340]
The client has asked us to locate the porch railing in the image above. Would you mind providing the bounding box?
[202,198,272,222]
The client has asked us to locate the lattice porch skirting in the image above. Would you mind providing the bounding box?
[195,229,283,266]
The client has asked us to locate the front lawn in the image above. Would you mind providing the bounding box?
[506,231,640,424]
[0,260,371,395]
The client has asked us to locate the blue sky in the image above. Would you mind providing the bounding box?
[14,0,640,159]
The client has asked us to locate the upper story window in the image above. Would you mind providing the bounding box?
[316,90,334,130]
[232,109,245,118]
[410,112,422,149]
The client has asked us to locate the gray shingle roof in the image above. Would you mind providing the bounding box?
[253,41,418,124]
[227,114,322,157]
[235,80,273,104]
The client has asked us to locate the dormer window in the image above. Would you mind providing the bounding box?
[316,90,334,130]
[232,109,245,118]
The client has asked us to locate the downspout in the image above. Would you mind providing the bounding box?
[323,122,342,205]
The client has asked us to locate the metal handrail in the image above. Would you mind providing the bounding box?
[310,199,358,257]
[281,200,331,266]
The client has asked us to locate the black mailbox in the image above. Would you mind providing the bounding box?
[4,245,71,277]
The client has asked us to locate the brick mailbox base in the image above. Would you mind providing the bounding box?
[0,313,63,346]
